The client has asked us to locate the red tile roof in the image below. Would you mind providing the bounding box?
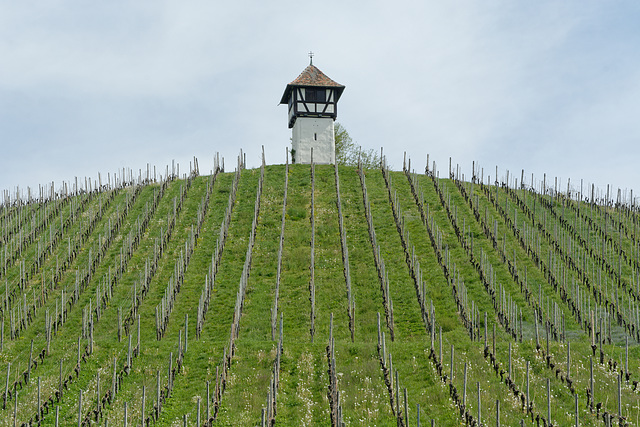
[280,65,345,104]
[289,65,344,87]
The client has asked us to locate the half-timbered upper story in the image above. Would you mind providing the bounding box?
[280,64,345,128]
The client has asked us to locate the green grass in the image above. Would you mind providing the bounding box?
[3,163,640,426]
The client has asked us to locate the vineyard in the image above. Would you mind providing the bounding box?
[2,150,640,426]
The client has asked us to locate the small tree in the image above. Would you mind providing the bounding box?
[334,122,380,169]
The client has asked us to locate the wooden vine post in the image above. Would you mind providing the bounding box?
[309,148,316,342]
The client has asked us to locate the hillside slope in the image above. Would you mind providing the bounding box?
[1,156,639,426]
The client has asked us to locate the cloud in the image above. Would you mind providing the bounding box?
[1,0,640,196]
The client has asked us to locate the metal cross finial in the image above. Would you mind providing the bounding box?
[309,51,314,65]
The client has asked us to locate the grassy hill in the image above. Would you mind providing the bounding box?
[1,154,639,426]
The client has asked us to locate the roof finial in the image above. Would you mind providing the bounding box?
[308,51,314,65]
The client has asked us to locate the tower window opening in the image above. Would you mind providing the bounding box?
[306,89,326,102]
[314,133,317,141]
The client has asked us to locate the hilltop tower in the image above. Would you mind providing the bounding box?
[280,56,345,164]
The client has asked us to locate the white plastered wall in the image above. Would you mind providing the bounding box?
[291,117,335,164]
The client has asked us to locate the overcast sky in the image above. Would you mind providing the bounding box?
[1,1,639,201]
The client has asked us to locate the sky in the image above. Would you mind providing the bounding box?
[1,1,640,202]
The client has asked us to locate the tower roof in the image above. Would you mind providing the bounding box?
[280,64,345,104]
